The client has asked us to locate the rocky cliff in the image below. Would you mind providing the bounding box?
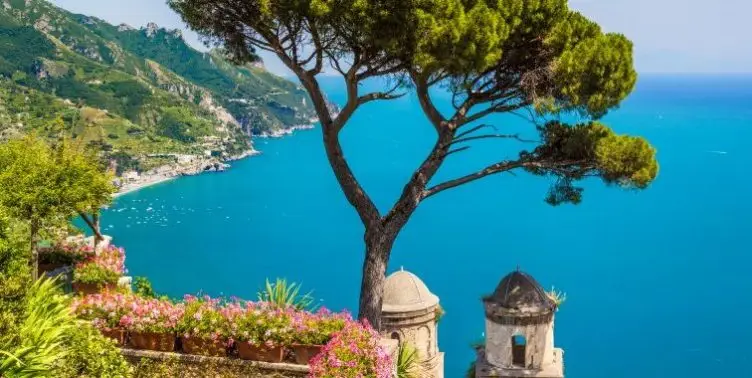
[0,0,320,172]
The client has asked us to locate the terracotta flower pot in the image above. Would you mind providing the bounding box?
[72,282,116,295]
[291,344,323,365]
[101,328,127,346]
[129,332,176,352]
[236,342,285,363]
[181,336,228,357]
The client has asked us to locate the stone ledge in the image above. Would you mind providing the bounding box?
[476,347,563,378]
[120,348,309,377]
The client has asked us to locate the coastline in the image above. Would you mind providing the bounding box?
[113,175,178,198]
[113,125,316,198]
[254,124,316,138]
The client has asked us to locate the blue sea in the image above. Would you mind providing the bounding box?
[96,75,752,377]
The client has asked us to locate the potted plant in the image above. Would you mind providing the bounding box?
[71,292,135,345]
[72,263,120,295]
[229,303,291,363]
[178,296,231,357]
[122,297,183,352]
[289,309,348,364]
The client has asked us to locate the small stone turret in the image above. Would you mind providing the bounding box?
[476,270,564,378]
[381,269,444,378]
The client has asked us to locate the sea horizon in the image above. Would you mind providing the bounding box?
[96,73,752,377]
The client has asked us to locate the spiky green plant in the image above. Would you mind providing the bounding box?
[546,287,567,308]
[0,278,74,377]
[396,342,421,378]
[465,361,477,378]
[257,278,318,311]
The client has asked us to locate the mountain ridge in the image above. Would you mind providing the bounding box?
[0,0,319,174]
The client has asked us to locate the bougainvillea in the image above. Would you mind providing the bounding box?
[308,320,393,378]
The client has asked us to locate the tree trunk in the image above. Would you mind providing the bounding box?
[79,211,104,246]
[30,217,39,281]
[358,228,397,331]
[92,212,101,249]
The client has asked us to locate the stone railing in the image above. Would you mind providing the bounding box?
[120,338,399,378]
[121,349,309,378]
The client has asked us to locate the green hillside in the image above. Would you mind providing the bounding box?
[0,0,318,172]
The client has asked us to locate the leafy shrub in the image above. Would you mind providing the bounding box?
[38,240,95,266]
[177,296,231,342]
[119,297,184,334]
[73,263,120,285]
[133,276,157,298]
[0,278,75,377]
[309,320,392,378]
[71,292,134,331]
[0,219,29,347]
[72,245,126,285]
[54,324,132,378]
[226,301,293,347]
[289,308,348,345]
[0,278,131,377]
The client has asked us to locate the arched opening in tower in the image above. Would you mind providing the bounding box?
[512,334,527,368]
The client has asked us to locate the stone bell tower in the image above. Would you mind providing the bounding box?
[381,268,444,378]
[476,270,564,378]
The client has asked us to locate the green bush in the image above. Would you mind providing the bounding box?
[54,323,132,378]
[133,276,157,298]
[73,263,120,285]
[0,216,29,347]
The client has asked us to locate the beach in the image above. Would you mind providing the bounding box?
[112,125,319,197]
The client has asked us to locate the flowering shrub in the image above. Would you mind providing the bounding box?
[72,293,184,334]
[289,308,349,345]
[309,321,393,378]
[72,291,360,360]
[91,245,126,275]
[38,240,95,265]
[178,295,231,342]
[72,245,125,285]
[71,292,133,331]
[120,297,184,333]
[225,301,293,347]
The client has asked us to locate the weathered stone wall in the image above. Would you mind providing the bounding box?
[484,318,554,369]
[382,306,442,378]
[121,349,309,378]
[121,339,400,378]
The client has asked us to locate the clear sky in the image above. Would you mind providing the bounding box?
[51,0,752,75]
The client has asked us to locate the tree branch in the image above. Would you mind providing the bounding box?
[454,124,496,139]
[422,159,589,200]
[457,102,528,127]
[450,133,537,145]
[78,211,103,241]
[411,71,446,131]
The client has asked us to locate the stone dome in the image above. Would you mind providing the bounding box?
[382,269,439,313]
[484,270,555,314]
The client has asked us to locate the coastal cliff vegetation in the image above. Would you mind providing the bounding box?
[0,0,318,176]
